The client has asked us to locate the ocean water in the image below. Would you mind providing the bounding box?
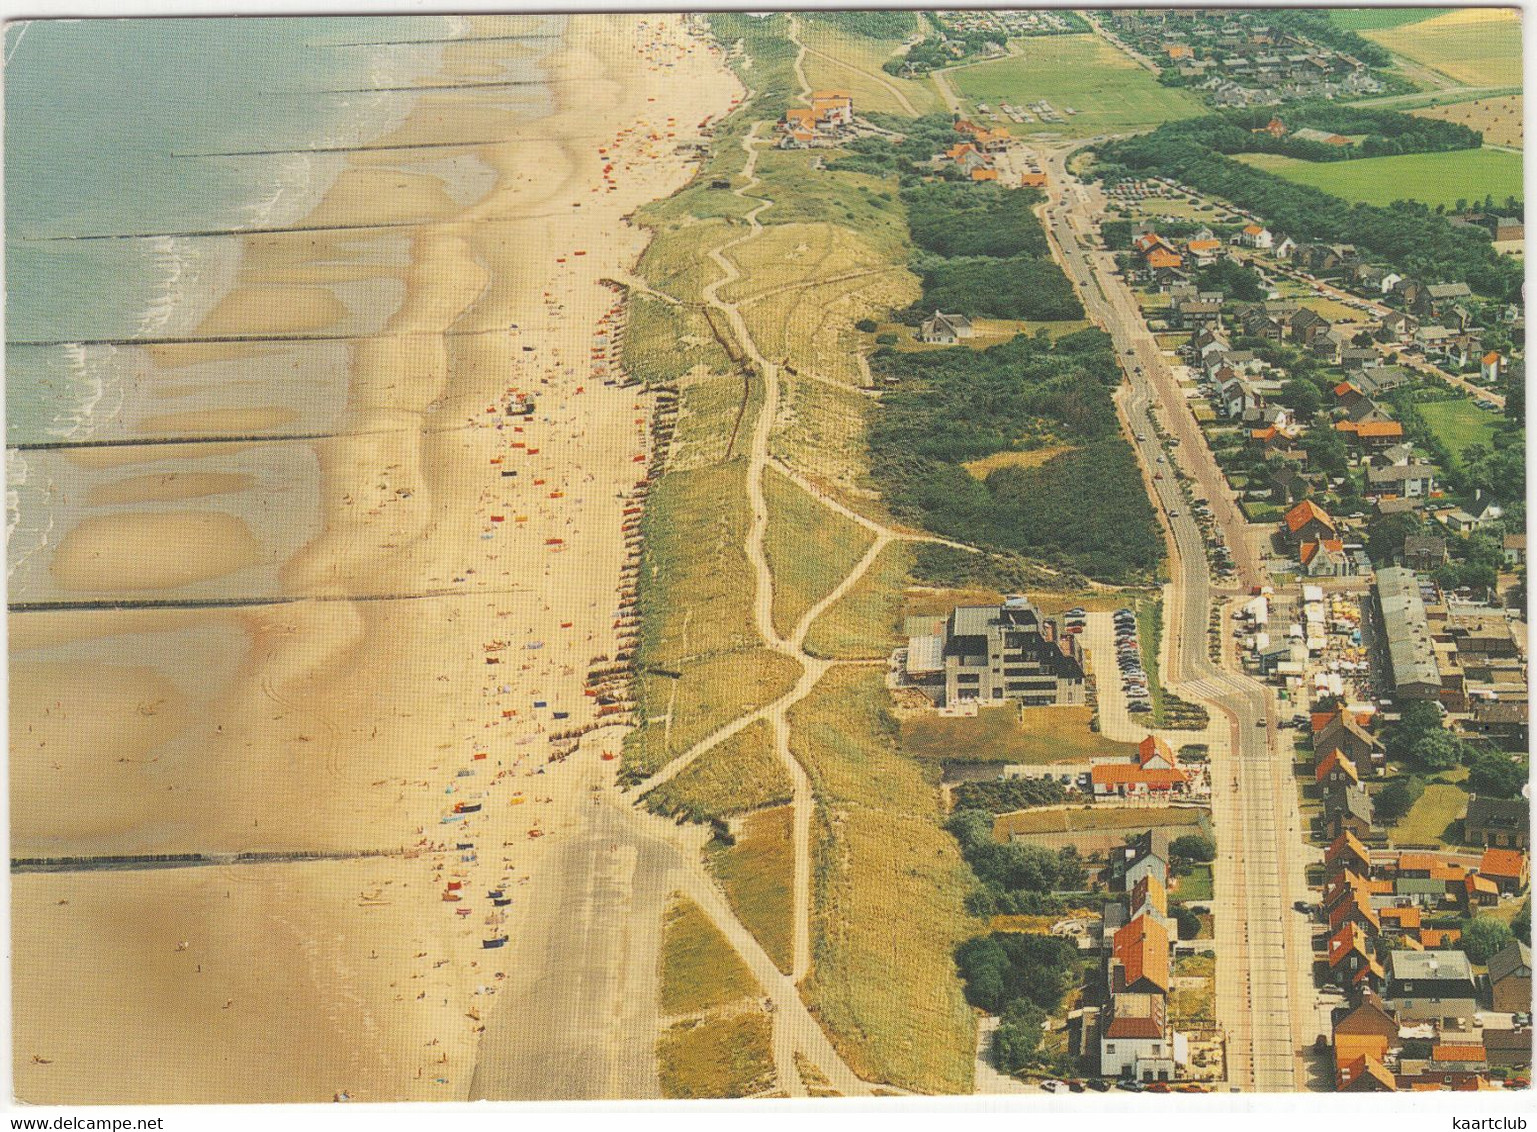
[3,14,560,584]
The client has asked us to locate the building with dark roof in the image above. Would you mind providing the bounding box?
[939,596,1085,708]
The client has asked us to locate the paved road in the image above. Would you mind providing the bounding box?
[1035,145,1318,1091]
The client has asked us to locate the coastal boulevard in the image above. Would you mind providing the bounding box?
[1033,143,1321,1091]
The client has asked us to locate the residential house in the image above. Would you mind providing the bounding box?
[1283,499,1338,548]
[1465,796,1529,850]
[1333,994,1401,1092]
[1327,921,1382,992]
[1316,748,1360,790]
[1465,701,1528,750]
[1355,366,1411,397]
[1366,461,1436,499]
[1106,830,1170,893]
[1289,307,1332,347]
[1129,872,1173,934]
[808,89,854,127]
[1110,913,1172,996]
[1478,847,1529,895]
[1300,538,1353,577]
[1239,224,1273,249]
[1099,993,1182,1081]
[1174,298,1223,331]
[1487,941,1532,1013]
[917,310,975,345]
[1376,310,1418,344]
[1484,1027,1533,1072]
[1383,950,1479,1022]
[1502,533,1525,566]
[1403,535,1449,571]
[1459,871,1500,911]
[1314,709,1386,776]
[1340,347,1380,372]
[1343,419,1406,452]
[1324,830,1371,878]
[1325,782,1374,840]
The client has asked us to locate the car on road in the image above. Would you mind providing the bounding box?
[1294,900,1316,914]
[1255,720,1267,728]
[1168,509,1179,517]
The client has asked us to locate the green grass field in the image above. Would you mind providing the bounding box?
[1360,8,1523,87]
[1417,398,1502,464]
[798,22,943,117]
[951,34,1205,138]
[802,540,911,659]
[1330,8,1449,32]
[903,704,1141,766]
[1234,148,1523,210]
[1389,782,1470,848]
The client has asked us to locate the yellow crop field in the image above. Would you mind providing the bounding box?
[1363,9,1523,87]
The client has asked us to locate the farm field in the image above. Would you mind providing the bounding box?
[1330,8,1451,32]
[1359,7,1523,86]
[1413,95,1524,149]
[1417,398,1502,464]
[950,34,1205,139]
[1234,148,1523,210]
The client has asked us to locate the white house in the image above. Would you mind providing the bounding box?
[1481,351,1502,382]
[1239,224,1274,249]
[916,311,974,345]
[1099,994,1188,1081]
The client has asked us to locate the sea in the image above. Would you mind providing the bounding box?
[4,14,561,591]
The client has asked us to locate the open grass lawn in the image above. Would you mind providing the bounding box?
[1414,95,1525,150]
[903,703,1141,766]
[657,1009,776,1099]
[798,22,943,117]
[1234,148,1523,210]
[1390,782,1471,848]
[790,666,979,1094]
[1417,398,1502,464]
[707,804,796,973]
[1172,862,1213,903]
[1360,8,1523,87]
[642,719,792,821]
[993,805,1204,839]
[802,539,912,659]
[763,468,876,639]
[659,896,762,1016]
[951,34,1205,138]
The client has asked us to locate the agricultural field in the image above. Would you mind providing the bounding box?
[1417,397,1502,464]
[763,468,876,639]
[950,34,1205,139]
[1358,7,1523,87]
[1330,8,1451,32]
[1413,95,1524,149]
[1234,147,1523,210]
[993,805,1206,840]
[902,703,1141,766]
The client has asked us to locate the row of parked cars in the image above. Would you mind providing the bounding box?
[1111,607,1152,715]
[1039,1077,1208,1093]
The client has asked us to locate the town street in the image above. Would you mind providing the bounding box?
[1033,144,1319,1091]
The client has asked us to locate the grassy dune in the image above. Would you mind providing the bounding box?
[763,469,876,640]
[708,804,796,973]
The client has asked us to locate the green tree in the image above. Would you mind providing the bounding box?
[1512,898,1530,944]
[1374,775,1424,825]
[1460,915,1515,964]
[1174,906,1202,941]
[1467,752,1528,799]
[992,1000,1047,1073]
[1278,379,1323,419]
[1170,834,1216,866]
[1385,701,1444,761]
[1409,728,1466,772]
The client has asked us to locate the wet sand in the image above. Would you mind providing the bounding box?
[12,13,741,1103]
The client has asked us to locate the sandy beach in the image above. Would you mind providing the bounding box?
[12,12,740,1103]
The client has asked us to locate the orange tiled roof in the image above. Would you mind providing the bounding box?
[1355,421,1405,439]
[1188,239,1222,253]
[1147,249,1183,269]
[1113,913,1171,993]
[1285,499,1334,534]
[1326,830,1370,865]
[1316,748,1359,784]
[1480,847,1526,879]
[1137,735,1175,768]
[1243,224,1265,236]
[1092,763,1189,789]
[1420,928,1462,947]
[1433,1045,1487,1062]
[970,168,998,181]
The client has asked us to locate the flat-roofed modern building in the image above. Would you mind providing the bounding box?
[930,595,1085,707]
[1374,566,1442,700]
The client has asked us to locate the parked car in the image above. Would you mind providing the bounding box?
[1086,1079,1112,1092]
[1115,1079,1145,1092]
[1039,1079,1069,1094]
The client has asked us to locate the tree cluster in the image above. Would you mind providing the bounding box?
[951,776,1071,814]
